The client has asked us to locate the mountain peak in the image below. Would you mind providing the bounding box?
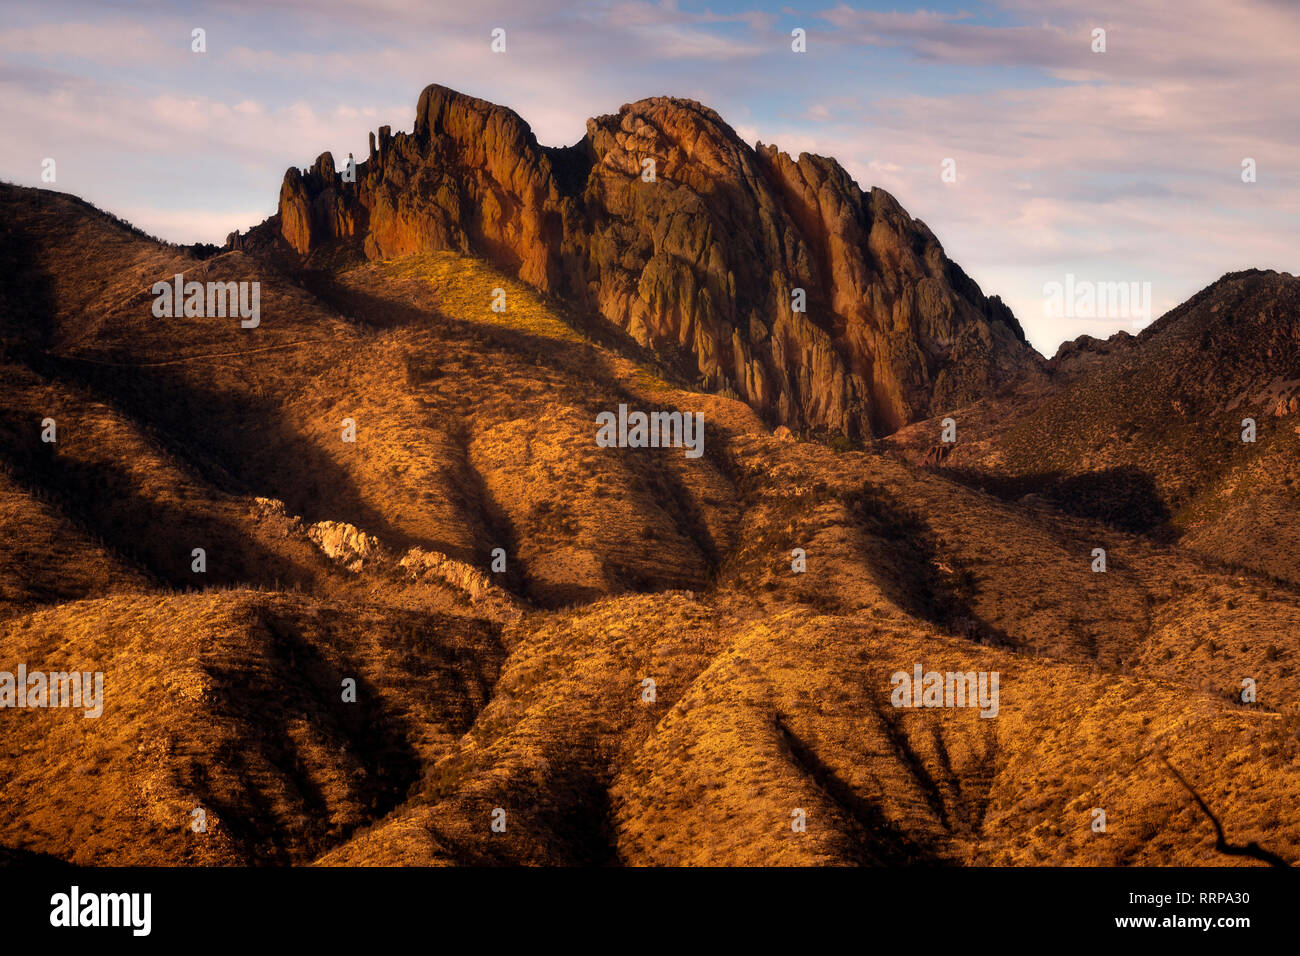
[261,83,1043,437]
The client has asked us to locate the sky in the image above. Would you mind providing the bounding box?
[2,0,1297,355]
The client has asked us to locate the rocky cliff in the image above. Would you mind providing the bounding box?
[265,84,1043,437]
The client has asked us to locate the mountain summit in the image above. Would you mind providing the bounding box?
[253,84,1041,437]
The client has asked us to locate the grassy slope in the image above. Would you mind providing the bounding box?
[888,271,1300,584]
[0,185,1296,867]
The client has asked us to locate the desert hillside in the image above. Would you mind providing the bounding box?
[889,269,1300,585]
[0,96,1296,866]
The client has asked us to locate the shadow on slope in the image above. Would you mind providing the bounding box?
[942,465,1172,536]
[846,481,1016,648]
[776,714,947,865]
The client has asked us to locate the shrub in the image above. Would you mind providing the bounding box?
[405,353,442,386]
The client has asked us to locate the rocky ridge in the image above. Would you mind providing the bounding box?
[254,84,1044,438]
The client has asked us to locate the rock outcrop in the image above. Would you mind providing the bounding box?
[308,519,385,571]
[296,511,517,611]
[265,84,1044,437]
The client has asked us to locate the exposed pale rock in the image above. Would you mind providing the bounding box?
[398,547,495,601]
[399,547,519,615]
[308,520,384,566]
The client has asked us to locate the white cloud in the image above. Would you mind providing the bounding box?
[1,0,1297,354]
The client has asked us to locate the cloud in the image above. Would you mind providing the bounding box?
[1,0,1297,353]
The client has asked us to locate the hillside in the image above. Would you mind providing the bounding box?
[0,165,1297,868]
[890,270,1300,585]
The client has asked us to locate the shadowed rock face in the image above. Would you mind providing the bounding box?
[270,84,1043,437]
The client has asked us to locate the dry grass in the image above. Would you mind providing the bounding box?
[1,185,1297,867]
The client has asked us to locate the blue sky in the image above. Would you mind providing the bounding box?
[3,0,1297,354]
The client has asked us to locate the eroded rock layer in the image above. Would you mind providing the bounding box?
[267,85,1042,437]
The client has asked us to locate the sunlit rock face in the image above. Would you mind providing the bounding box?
[273,84,1043,438]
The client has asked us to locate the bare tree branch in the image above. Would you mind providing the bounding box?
[1159,754,1289,868]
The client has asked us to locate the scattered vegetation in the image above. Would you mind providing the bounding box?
[1,186,1296,867]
